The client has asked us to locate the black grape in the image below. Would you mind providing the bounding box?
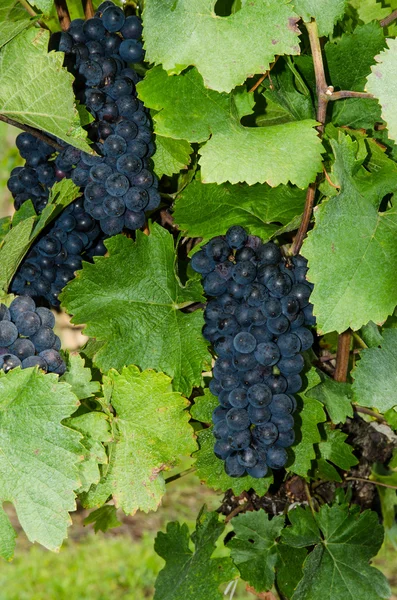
[191,226,315,479]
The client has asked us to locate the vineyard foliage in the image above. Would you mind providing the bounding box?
[0,0,397,599]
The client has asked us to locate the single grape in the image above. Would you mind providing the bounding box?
[278,354,305,375]
[9,338,35,361]
[277,332,301,357]
[119,39,144,63]
[237,447,258,468]
[290,283,311,308]
[212,406,229,424]
[120,16,143,39]
[102,6,125,31]
[271,413,294,432]
[248,405,270,425]
[226,226,247,249]
[252,422,278,446]
[217,315,239,336]
[213,420,229,440]
[225,453,246,477]
[246,460,268,478]
[192,250,215,274]
[228,429,251,451]
[254,342,280,367]
[275,429,295,448]
[15,311,41,337]
[262,298,282,318]
[21,355,48,371]
[214,439,232,460]
[266,446,288,469]
[247,383,272,407]
[214,336,234,357]
[232,261,257,284]
[203,272,227,297]
[209,378,222,396]
[228,387,249,409]
[226,408,250,431]
[0,321,18,347]
[293,327,314,351]
[286,373,302,394]
[220,372,240,391]
[233,331,257,354]
[256,242,281,266]
[269,394,294,415]
[232,352,257,372]
[205,238,230,262]
[266,273,292,298]
[30,327,56,353]
[2,354,22,372]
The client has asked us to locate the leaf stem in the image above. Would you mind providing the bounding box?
[380,9,397,28]
[54,0,71,31]
[345,476,397,490]
[328,91,376,101]
[18,0,50,29]
[164,466,196,484]
[292,19,329,256]
[0,114,63,150]
[304,481,316,515]
[334,330,351,382]
[352,331,368,349]
[81,0,95,19]
[248,56,279,93]
[354,405,386,423]
[224,501,251,523]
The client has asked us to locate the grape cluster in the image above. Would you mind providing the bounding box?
[50,1,160,236]
[11,195,106,306]
[0,296,65,375]
[191,226,315,478]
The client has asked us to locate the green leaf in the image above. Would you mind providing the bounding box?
[353,329,397,413]
[142,0,301,93]
[29,0,53,15]
[153,135,192,179]
[173,178,306,244]
[0,368,82,557]
[303,132,397,334]
[194,428,273,495]
[318,424,358,471]
[154,508,238,600]
[371,460,397,529]
[0,29,92,153]
[33,179,80,238]
[138,66,323,187]
[83,505,121,533]
[81,366,197,515]
[366,37,397,144]
[65,411,111,493]
[313,457,342,482]
[325,22,385,129]
[228,511,284,592]
[307,373,354,424]
[293,0,348,36]
[276,543,307,600]
[287,368,326,478]
[0,0,37,49]
[0,215,35,293]
[61,224,211,397]
[349,0,390,23]
[61,352,101,400]
[190,389,218,423]
[282,504,390,600]
[360,321,383,348]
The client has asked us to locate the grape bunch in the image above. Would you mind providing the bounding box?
[11,196,106,306]
[50,1,160,236]
[0,296,65,375]
[191,226,315,478]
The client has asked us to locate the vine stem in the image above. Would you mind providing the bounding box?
[345,477,397,491]
[0,114,63,150]
[224,501,251,523]
[329,91,375,101]
[82,0,95,19]
[380,9,397,27]
[334,330,351,382]
[54,0,71,31]
[292,19,329,256]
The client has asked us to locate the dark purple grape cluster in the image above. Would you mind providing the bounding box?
[50,1,160,236]
[191,226,315,479]
[11,196,106,306]
[0,296,65,374]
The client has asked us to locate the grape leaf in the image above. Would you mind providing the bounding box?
[307,374,354,424]
[29,0,53,14]
[0,215,35,294]
[276,543,307,600]
[61,352,101,400]
[137,66,323,187]
[318,424,358,471]
[153,135,192,179]
[349,0,390,23]
[293,0,348,36]
[154,508,238,600]
[282,504,390,600]
[83,505,121,533]
[194,428,273,495]
[0,368,82,557]
[325,22,385,129]
[0,0,37,49]
[173,178,306,244]
[287,369,326,478]
[190,389,219,423]
[80,366,197,515]
[61,223,211,397]
[142,0,301,93]
[65,412,112,493]
[303,132,397,334]
[228,511,284,592]
[366,38,397,143]
[352,329,397,413]
[0,29,92,153]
